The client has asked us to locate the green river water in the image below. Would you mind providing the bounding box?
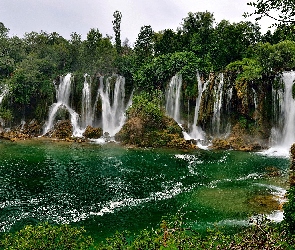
[0,139,289,241]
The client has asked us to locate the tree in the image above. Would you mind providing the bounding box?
[0,22,9,38]
[211,20,261,71]
[245,0,295,25]
[112,10,122,54]
[134,25,154,60]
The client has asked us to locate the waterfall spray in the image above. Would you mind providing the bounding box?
[212,73,224,136]
[44,73,83,137]
[189,73,206,140]
[165,75,183,124]
[99,76,130,136]
[81,74,93,128]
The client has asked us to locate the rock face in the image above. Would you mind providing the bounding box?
[116,115,197,149]
[211,123,266,151]
[82,126,103,139]
[0,119,43,141]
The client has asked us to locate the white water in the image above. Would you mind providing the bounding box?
[81,74,93,128]
[0,86,8,104]
[99,76,129,137]
[165,74,183,124]
[212,73,224,136]
[44,73,83,137]
[188,74,206,141]
[262,71,295,157]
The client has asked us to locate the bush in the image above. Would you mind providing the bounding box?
[0,222,93,250]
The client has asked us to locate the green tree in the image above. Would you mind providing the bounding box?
[245,0,295,25]
[112,10,122,54]
[153,29,183,56]
[180,11,215,72]
[211,20,261,71]
[134,25,154,60]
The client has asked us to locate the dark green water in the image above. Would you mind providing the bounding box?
[0,140,289,240]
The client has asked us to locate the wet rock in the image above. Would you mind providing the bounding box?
[211,123,266,151]
[116,115,197,149]
[45,120,73,139]
[264,166,281,177]
[82,126,103,139]
[23,119,43,137]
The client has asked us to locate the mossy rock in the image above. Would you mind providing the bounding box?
[50,120,73,139]
[116,114,196,149]
[83,126,103,139]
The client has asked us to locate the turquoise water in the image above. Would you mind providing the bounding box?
[0,140,289,240]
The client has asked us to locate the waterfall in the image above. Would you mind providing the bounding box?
[280,72,295,147]
[188,73,206,140]
[262,71,295,157]
[81,74,93,128]
[212,73,224,136]
[0,86,8,104]
[165,74,182,124]
[0,86,8,127]
[44,73,83,137]
[99,76,129,137]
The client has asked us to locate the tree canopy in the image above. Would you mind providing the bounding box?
[245,0,295,25]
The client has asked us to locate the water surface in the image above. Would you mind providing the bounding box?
[0,140,289,240]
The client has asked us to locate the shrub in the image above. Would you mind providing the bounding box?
[0,222,93,250]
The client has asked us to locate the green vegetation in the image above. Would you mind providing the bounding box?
[115,91,193,148]
[1,216,295,249]
[245,0,295,26]
[0,222,93,249]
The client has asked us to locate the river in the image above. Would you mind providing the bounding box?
[0,139,289,241]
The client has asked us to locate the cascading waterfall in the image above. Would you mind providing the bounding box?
[165,74,182,124]
[99,76,129,137]
[44,73,83,137]
[263,71,295,157]
[81,74,93,128]
[188,73,206,140]
[212,73,224,136]
[279,72,295,147]
[165,74,207,143]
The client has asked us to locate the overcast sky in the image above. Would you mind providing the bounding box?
[0,0,273,45]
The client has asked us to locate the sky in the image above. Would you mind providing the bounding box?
[0,0,274,45]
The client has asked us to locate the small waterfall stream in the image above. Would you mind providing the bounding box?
[263,71,295,157]
[44,73,83,137]
[280,72,295,147]
[188,73,206,140]
[98,76,129,137]
[165,74,182,124]
[0,86,8,104]
[212,73,224,136]
[165,74,206,142]
[81,74,93,128]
